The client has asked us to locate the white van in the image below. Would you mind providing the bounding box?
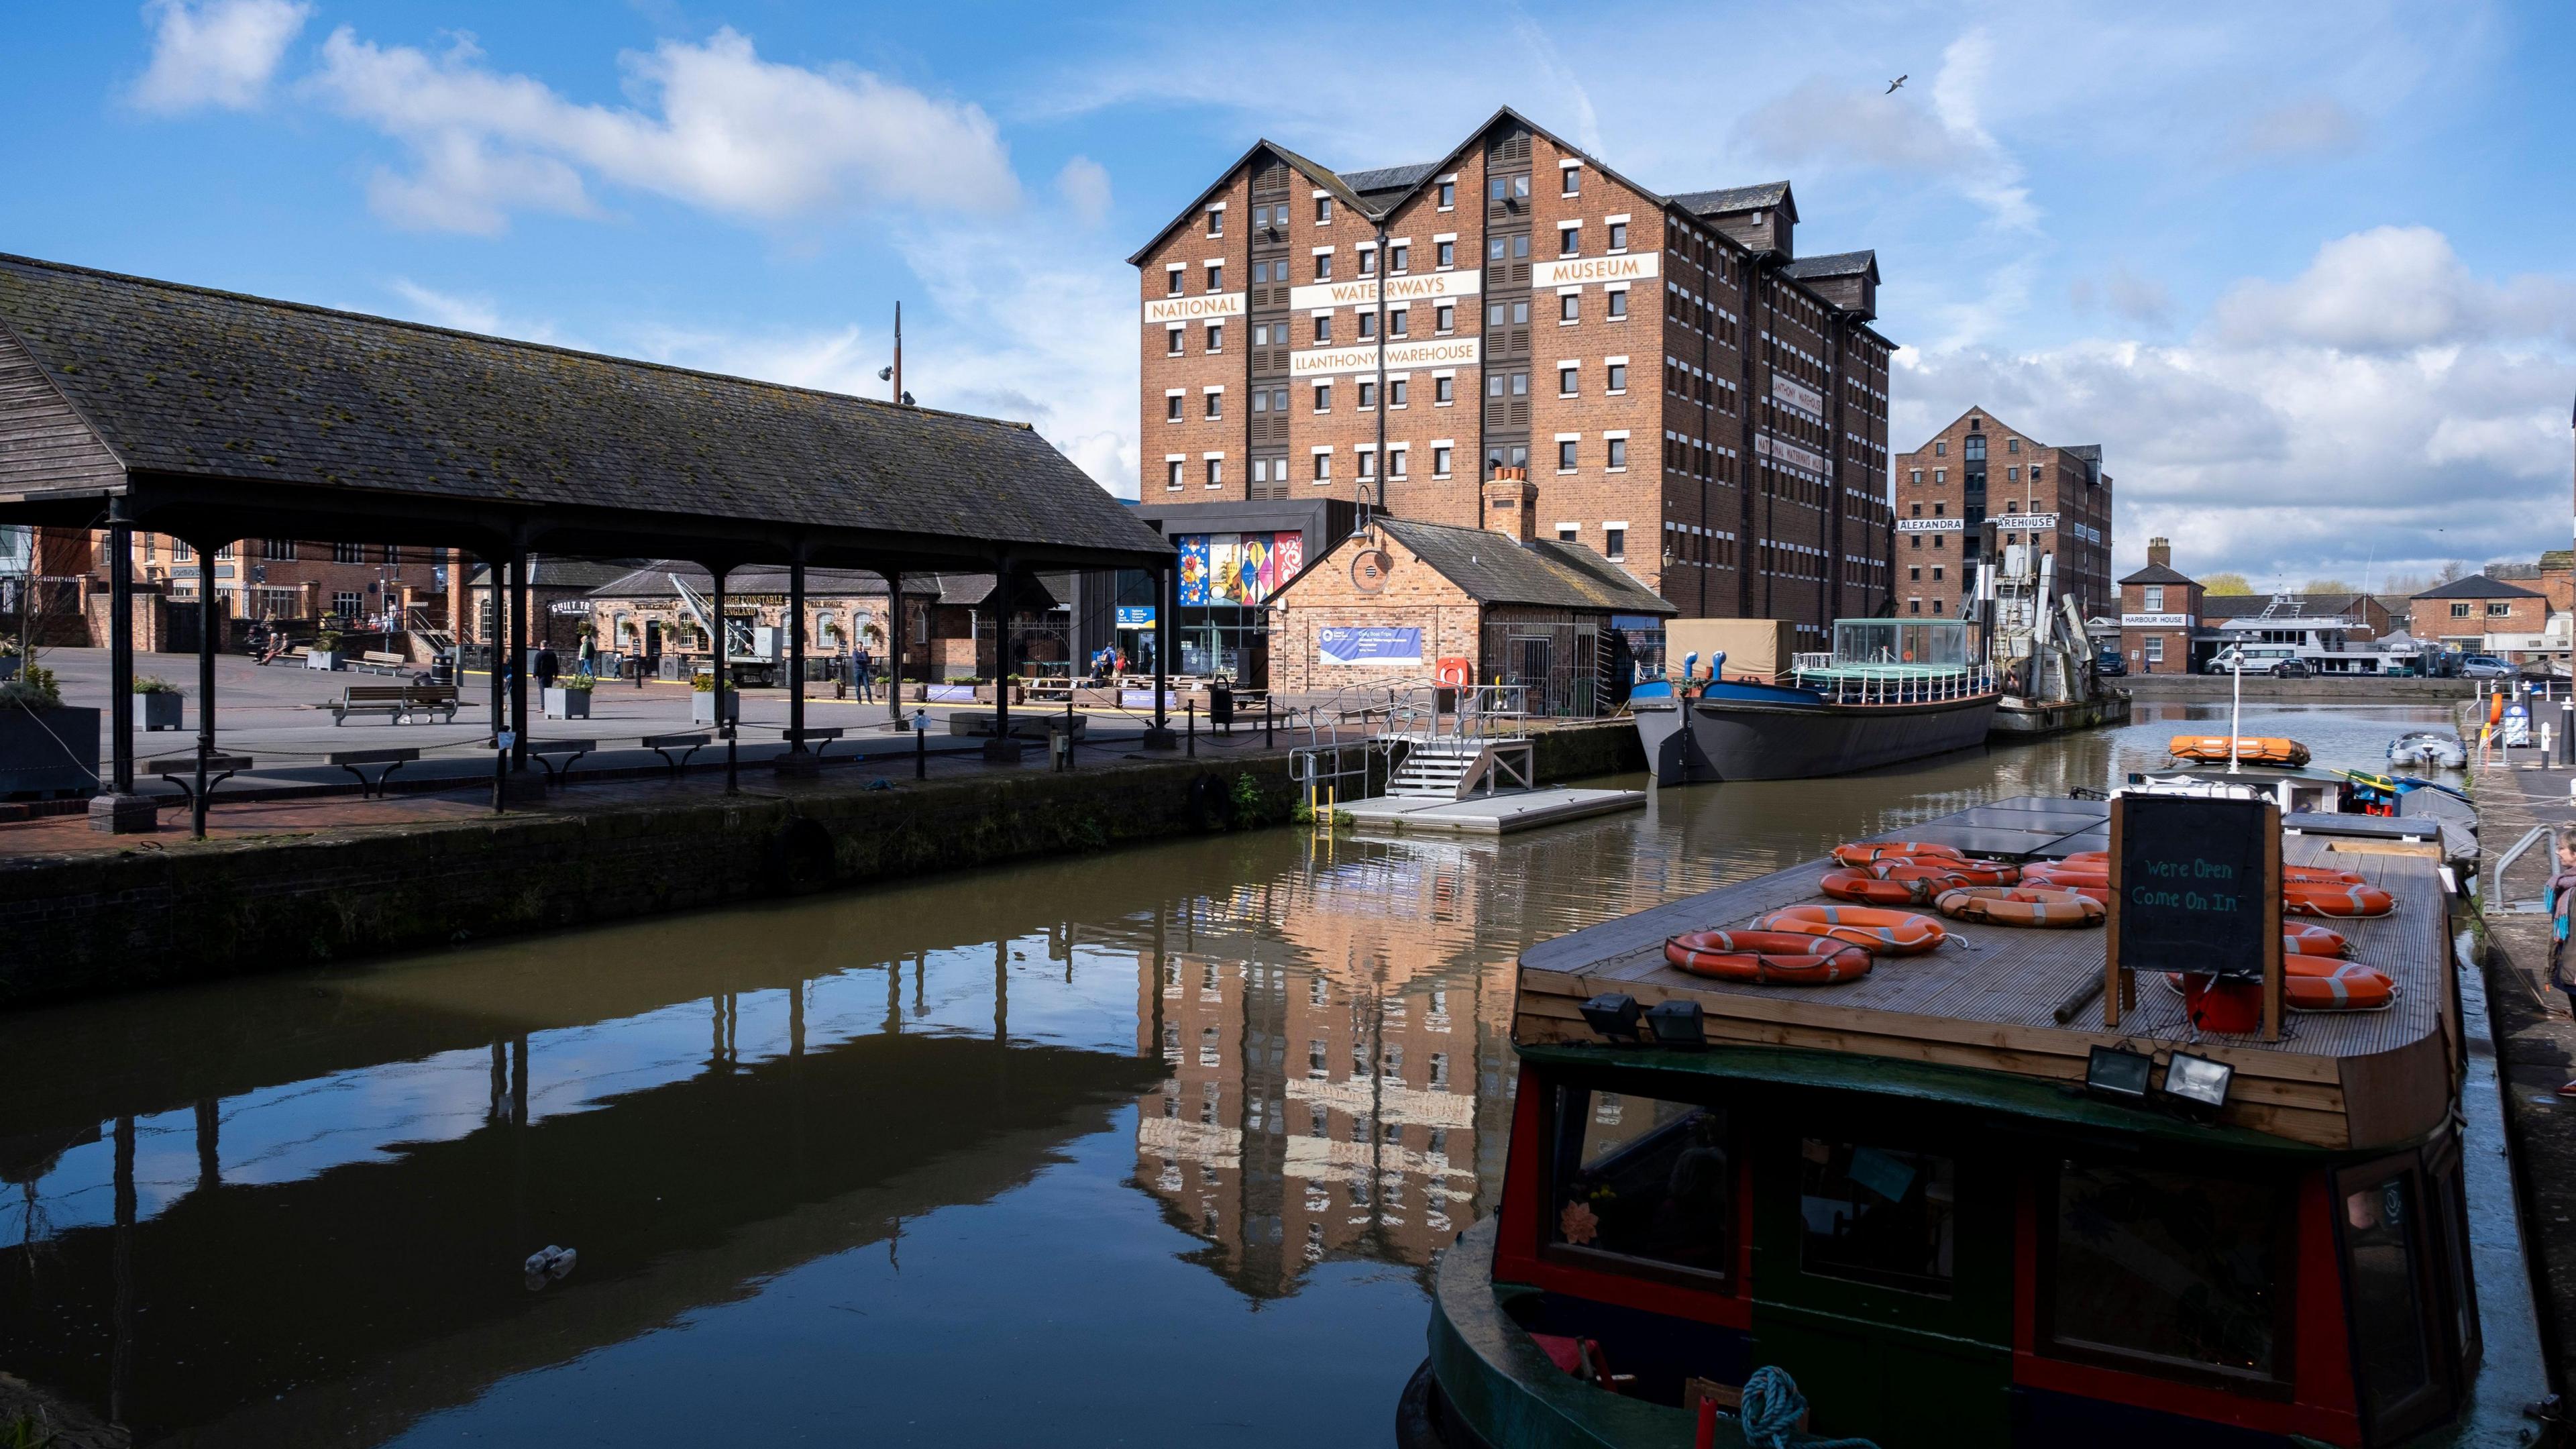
[2208,644,2299,675]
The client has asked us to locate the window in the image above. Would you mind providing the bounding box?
[382,545,399,565]
[1166,268,1183,296]
[1165,394,1183,421]
[331,590,360,616]
[1358,247,1378,277]
[1910,469,1923,484]
[1934,468,1945,484]
[174,541,193,561]
[1357,448,1377,480]
[1933,501,1945,515]
[1931,566,1943,581]
[1389,378,1408,407]
[1389,446,1409,479]
[1558,525,1579,543]
[1205,458,1223,488]
[1561,166,1580,197]
[1436,240,1455,268]
[2145,635,2165,663]
[263,539,295,559]
[1930,598,1945,614]
[1205,207,1223,236]
[1606,290,1627,319]
[1800,1139,1955,1293]
[2007,437,2020,453]
[2047,1161,2289,1384]
[1390,309,1409,337]
[1166,325,1184,356]
[1270,385,1287,413]
[1357,312,1377,339]
[1559,365,1578,396]
[1909,597,1921,613]
[1313,253,1332,282]
[1909,566,1920,582]
[1559,293,1580,323]
[1315,195,1332,223]
[2449,602,2472,619]
[1438,180,1455,208]
[1603,527,1625,560]
[1357,381,1377,409]
[1312,452,1331,482]
[1606,437,1627,469]
[2488,601,2514,618]
[2144,586,2165,612]
[1432,445,1452,477]
[1514,233,1530,258]
[1205,321,1223,352]
[333,541,365,564]
[1935,440,1946,456]
[1434,375,1454,405]
[1165,460,1183,490]
[1606,362,1627,392]
[1205,392,1222,419]
[1435,303,1454,333]
[1250,388,1269,416]
[1389,244,1409,272]
[1313,382,1331,412]
[1558,439,1578,471]
[1312,314,1332,343]
[1205,262,1222,291]
[2341,1169,2440,1429]
[1608,221,1628,250]
[1559,225,1579,256]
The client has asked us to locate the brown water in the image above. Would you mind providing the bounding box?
[0,702,2455,1446]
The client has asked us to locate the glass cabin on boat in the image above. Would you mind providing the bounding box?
[1790,619,1990,704]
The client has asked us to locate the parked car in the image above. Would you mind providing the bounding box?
[2458,654,2515,679]
[2269,659,2314,678]
[2094,650,2127,678]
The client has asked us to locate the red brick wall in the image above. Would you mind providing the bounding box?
[2117,578,2202,672]
[2410,593,2546,646]
[1268,532,1482,694]
[1138,168,1250,501]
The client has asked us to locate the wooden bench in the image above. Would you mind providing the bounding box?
[527,738,596,784]
[356,650,411,676]
[331,683,459,724]
[152,753,252,806]
[643,731,711,777]
[782,726,846,762]
[327,747,417,798]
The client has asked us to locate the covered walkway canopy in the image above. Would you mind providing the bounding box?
[0,253,1179,824]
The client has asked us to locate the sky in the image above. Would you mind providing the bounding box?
[4,0,2572,590]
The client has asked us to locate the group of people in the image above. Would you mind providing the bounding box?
[1087,646,1130,684]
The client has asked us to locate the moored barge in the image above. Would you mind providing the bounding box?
[1403,796,2552,1448]
[1635,620,1999,784]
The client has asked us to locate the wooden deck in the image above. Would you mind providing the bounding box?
[1515,797,2456,1151]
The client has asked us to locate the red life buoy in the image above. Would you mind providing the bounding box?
[1877,855,2019,887]
[1832,841,1966,866]
[1664,931,1874,985]
[1752,905,1947,955]
[1933,886,2104,927]
[1819,864,1981,905]
[2286,883,2396,918]
[2286,924,2351,957]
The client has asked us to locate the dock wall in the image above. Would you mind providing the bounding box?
[2118,676,2475,703]
[0,723,1643,1008]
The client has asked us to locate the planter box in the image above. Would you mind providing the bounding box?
[690,690,739,725]
[971,684,1026,706]
[305,651,341,671]
[0,705,100,798]
[140,691,184,731]
[543,687,592,720]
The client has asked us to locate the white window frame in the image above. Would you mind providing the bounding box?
[1431,438,1455,479]
[1604,354,1629,395]
[1164,455,1186,491]
[1435,174,1457,211]
[1603,429,1630,473]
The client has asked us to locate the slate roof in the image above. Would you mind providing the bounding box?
[1780,250,1878,281]
[2413,574,2542,600]
[468,554,652,590]
[0,254,1170,567]
[1671,181,1792,217]
[1375,519,1674,614]
[2118,562,2196,586]
[1339,162,1440,195]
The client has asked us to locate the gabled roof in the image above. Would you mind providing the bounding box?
[1779,250,1876,283]
[1375,518,1674,614]
[1672,181,1795,221]
[1123,140,1368,266]
[2413,574,2542,600]
[2118,562,2196,586]
[1338,162,1440,195]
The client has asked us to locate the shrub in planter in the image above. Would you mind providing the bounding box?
[690,674,739,724]
[134,674,184,731]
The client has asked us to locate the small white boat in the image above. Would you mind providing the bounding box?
[2387,730,2467,769]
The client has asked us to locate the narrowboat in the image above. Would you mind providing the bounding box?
[1401,797,2551,1448]
[1633,620,1999,784]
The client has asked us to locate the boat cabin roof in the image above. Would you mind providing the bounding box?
[1513,797,2457,1155]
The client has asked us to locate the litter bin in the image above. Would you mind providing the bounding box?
[1209,682,1234,733]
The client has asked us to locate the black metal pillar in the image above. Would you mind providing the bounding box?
[508,549,530,773]
[712,563,736,792]
[1146,564,1177,749]
[191,537,220,839]
[107,502,134,794]
[788,555,808,753]
[886,569,904,727]
[485,553,506,813]
[991,557,1012,743]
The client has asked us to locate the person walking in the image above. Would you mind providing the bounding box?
[2552,833,2576,1097]
[533,646,559,694]
[853,640,875,703]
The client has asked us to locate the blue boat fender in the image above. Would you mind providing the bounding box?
[1732,1366,1880,1449]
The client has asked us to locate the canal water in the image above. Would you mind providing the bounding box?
[0,702,2455,1446]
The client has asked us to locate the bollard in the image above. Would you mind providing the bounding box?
[1187,700,1196,757]
[1065,690,1076,767]
[915,714,927,780]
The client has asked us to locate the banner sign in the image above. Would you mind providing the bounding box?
[1289,336,1481,378]
[1756,433,1829,476]
[1531,253,1661,288]
[2121,612,2194,628]
[1177,532,1305,606]
[1115,604,1157,629]
[1318,626,1424,666]
[1770,376,1825,419]
[1895,518,1964,533]
[1287,270,1483,312]
[1142,292,1244,326]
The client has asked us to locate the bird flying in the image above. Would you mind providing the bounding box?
[1886,74,1907,93]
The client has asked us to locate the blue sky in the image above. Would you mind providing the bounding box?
[5,0,2571,590]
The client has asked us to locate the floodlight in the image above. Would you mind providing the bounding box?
[2084,1044,2153,1100]
[1644,998,1706,1049]
[1578,993,1642,1040]
[2161,1051,2234,1110]
[877,365,894,381]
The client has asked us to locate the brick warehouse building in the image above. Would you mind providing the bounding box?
[1129,106,1896,673]
[1893,407,2112,621]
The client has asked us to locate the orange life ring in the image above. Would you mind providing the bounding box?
[2285,865,2368,886]
[2056,852,2360,889]
[1933,886,2104,927]
[1820,863,1985,905]
[2286,924,2351,957]
[1664,932,1874,985]
[1875,855,2020,886]
[2286,883,2396,918]
[1831,841,1966,866]
[1752,904,1947,955]
[2159,958,2395,1010]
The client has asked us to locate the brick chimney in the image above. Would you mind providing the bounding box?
[2147,537,2171,570]
[1483,467,1536,547]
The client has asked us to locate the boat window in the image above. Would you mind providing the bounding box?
[2343,1171,2441,1432]
[1548,1089,1733,1282]
[1798,1139,1954,1295]
[2046,1161,2288,1382]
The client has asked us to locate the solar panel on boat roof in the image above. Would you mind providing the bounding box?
[1943,806,2108,833]
[1974,796,2110,816]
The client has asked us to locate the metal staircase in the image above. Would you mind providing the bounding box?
[1287,682,1538,807]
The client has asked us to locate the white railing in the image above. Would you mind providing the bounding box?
[1788,667,1997,706]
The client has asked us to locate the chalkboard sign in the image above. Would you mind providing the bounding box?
[2105,792,2284,1038]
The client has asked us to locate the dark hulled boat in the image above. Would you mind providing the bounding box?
[1633,619,1998,783]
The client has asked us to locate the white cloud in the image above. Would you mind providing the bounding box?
[1056,156,1112,227]
[129,0,310,113]
[1896,226,2576,584]
[2236,97,2365,158]
[307,25,1020,233]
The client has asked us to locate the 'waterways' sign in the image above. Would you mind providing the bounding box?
[1287,270,1483,312]
[2111,792,2279,979]
[1317,626,1424,666]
